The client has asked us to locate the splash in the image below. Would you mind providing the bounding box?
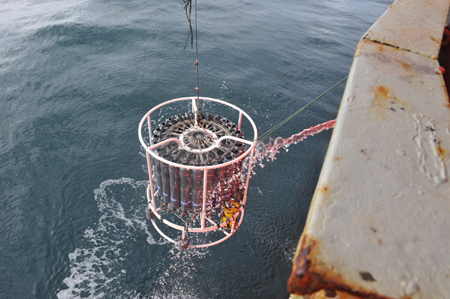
[57,178,215,299]
[57,178,168,299]
[253,119,336,167]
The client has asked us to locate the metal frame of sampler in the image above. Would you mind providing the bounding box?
[138,96,258,248]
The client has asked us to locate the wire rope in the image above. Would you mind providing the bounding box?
[257,76,348,141]
[194,0,200,107]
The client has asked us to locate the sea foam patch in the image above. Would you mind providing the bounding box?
[57,178,168,299]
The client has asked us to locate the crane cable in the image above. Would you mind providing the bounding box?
[257,76,348,141]
[194,0,200,106]
[182,0,200,108]
[183,0,215,141]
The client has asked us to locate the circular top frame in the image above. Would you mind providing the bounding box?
[138,97,258,170]
[179,126,219,154]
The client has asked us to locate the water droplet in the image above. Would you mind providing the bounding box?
[249,120,335,175]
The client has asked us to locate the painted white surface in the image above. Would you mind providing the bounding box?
[294,0,450,298]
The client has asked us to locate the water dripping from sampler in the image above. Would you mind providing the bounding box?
[252,119,336,169]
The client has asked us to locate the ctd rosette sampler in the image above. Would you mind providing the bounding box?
[138,97,257,249]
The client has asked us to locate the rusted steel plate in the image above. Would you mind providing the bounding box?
[288,37,450,298]
[290,289,365,299]
[363,0,450,59]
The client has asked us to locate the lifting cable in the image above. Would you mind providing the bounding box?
[183,0,216,140]
[183,0,200,107]
[257,76,348,142]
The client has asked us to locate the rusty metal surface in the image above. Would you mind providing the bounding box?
[290,290,367,299]
[288,1,450,297]
[363,0,450,59]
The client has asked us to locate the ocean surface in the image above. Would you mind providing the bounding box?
[0,0,392,298]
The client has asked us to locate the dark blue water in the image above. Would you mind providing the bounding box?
[0,0,392,298]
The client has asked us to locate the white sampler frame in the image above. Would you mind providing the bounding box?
[138,97,258,248]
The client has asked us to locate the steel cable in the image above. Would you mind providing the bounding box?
[257,76,348,141]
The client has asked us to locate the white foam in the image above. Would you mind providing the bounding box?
[57,178,167,299]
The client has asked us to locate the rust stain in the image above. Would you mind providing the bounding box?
[333,156,341,162]
[333,290,370,299]
[309,289,374,299]
[355,42,366,57]
[373,86,390,109]
[430,36,439,43]
[395,59,412,72]
[436,144,447,159]
[317,186,329,193]
[370,228,382,243]
[372,86,407,118]
[288,235,397,299]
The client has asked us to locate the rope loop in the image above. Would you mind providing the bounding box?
[183,0,193,50]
